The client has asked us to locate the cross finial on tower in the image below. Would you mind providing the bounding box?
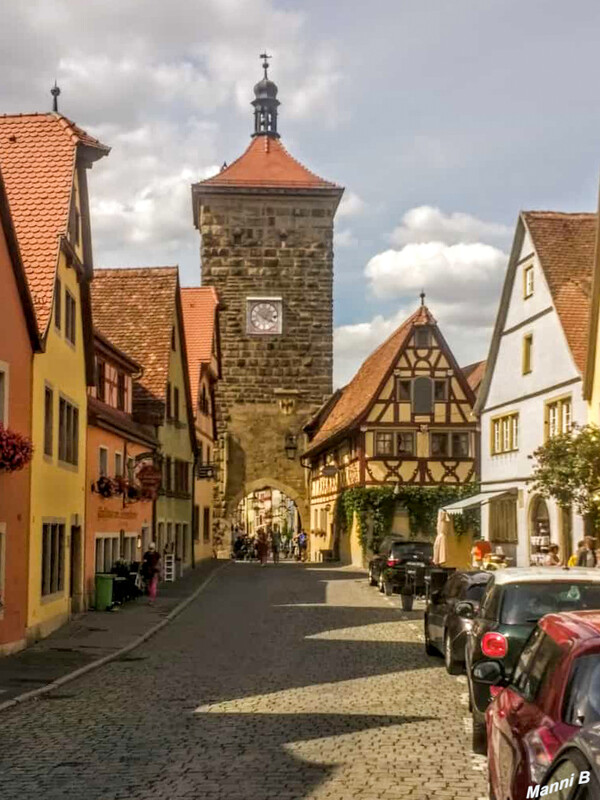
[260,52,272,78]
[420,290,426,306]
[50,81,61,113]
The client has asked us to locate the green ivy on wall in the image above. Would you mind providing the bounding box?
[336,483,480,552]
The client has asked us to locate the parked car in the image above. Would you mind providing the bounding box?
[535,722,600,800]
[367,538,433,593]
[463,567,600,754]
[424,570,490,674]
[485,610,600,800]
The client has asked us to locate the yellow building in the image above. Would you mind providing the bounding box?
[0,113,109,639]
[181,288,221,561]
[303,302,480,566]
[92,268,197,576]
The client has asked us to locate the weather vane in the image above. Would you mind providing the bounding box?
[259,52,272,78]
[420,290,426,306]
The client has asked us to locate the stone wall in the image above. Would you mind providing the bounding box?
[197,191,338,532]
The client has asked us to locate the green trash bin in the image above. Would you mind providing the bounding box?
[95,573,115,611]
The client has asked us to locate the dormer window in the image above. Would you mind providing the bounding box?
[414,327,431,348]
[524,265,534,299]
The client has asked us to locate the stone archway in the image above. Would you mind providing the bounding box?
[528,494,551,567]
[229,477,308,532]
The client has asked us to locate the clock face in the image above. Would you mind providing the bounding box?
[248,300,281,334]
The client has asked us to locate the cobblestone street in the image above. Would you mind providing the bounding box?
[1,563,487,800]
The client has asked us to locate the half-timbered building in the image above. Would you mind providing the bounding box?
[303,301,478,565]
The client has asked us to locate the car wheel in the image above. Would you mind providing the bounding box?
[424,617,440,657]
[472,712,487,755]
[444,630,463,675]
[368,567,377,587]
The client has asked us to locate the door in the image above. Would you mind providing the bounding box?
[69,525,83,611]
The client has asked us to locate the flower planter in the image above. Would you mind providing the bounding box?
[401,593,414,611]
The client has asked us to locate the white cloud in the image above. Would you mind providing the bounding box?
[334,228,357,248]
[390,205,512,247]
[337,191,365,218]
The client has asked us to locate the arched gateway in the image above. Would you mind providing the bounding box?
[191,57,344,546]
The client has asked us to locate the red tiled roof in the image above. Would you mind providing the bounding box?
[198,135,340,190]
[461,360,486,396]
[181,287,219,411]
[91,267,179,421]
[306,306,436,454]
[0,113,109,332]
[523,211,596,373]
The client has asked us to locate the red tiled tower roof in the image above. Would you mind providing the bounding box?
[0,113,109,332]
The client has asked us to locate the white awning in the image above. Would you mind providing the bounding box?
[442,490,513,516]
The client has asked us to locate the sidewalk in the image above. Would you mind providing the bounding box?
[0,558,226,706]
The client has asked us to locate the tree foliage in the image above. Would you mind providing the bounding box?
[531,424,600,528]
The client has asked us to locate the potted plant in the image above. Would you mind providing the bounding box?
[96,475,115,498]
[0,423,33,473]
[400,583,415,611]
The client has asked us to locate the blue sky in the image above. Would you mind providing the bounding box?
[2,1,600,384]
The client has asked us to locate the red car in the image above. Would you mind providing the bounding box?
[486,610,600,800]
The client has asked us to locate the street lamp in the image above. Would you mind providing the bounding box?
[284,432,298,460]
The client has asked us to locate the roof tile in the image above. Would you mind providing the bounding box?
[181,287,219,412]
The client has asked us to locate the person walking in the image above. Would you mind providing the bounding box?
[256,528,269,566]
[576,536,597,568]
[298,530,308,563]
[544,544,561,566]
[142,542,161,604]
[271,528,281,564]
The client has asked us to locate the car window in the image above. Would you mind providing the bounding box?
[512,626,545,690]
[390,542,433,558]
[465,582,488,602]
[563,654,600,727]
[512,632,562,702]
[541,755,588,800]
[501,583,600,625]
[441,575,460,600]
[481,584,501,620]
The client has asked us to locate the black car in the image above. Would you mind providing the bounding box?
[464,567,600,755]
[535,724,600,800]
[367,538,433,593]
[424,570,490,674]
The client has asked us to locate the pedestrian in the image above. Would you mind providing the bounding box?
[271,528,281,564]
[568,541,584,568]
[141,542,161,603]
[576,536,597,568]
[256,527,269,566]
[298,530,308,563]
[544,544,561,566]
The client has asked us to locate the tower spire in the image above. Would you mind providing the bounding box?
[251,53,280,138]
[50,81,61,113]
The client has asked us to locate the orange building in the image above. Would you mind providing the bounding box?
[85,332,158,605]
[181,288,221,560]
[0,169,40,653]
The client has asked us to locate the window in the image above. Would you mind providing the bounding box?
[491,413,519,454]
[413,376,433,414]
[175,524,182,559]
[114,452,123,478]
[98,446,108,477]
[122,535,137,564]
[434,380,447,402]
[563,654,600,728]
[203,507,211,543]
[0,368,6,426]
[58,398,79,465]
[546,397,572,439]
[512,631,562,703]
[489,497,518,543]
[174,460,190,494]
[200,385,210,415]
[166,382,172,419]
[54,278,62,330]
[375,432,394,456]
[165,457,172,492]
[95,535,119,573]
[117,372,126,411]
[194,505,200,541]
[431,431,471,458]
[44,386,53,456]
[182,523,188,561]
[522,333,533,374]
[65,289,76,345]
[96,359,106,402]
[524,265,534,298]
[127,457,135,482]
[396,379,411,401]
[414,327,431,348]
[397,432,415,455]
[157,522,165,553]
[173,386,179,421]
[198,442,203,465]
[41,522,65,596]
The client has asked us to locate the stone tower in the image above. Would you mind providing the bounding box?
[191,56,344,533]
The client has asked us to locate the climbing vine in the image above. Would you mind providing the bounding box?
[336,482,480,553]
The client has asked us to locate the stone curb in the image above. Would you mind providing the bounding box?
[0,561,228,714]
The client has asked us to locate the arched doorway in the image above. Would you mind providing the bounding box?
[529,495,551,566]
[232,484,302,559]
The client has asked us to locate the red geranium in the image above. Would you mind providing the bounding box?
[0,423,33,472]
